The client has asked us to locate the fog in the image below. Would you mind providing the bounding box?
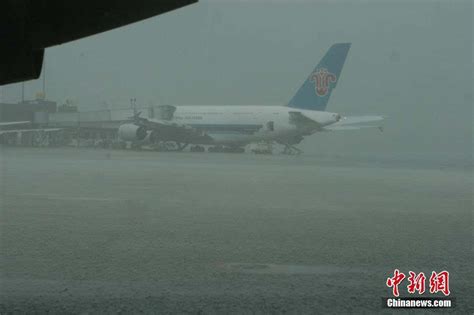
[1,0,472,159]
[0,1,472,312]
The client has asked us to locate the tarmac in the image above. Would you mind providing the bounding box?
[0,147,472,313]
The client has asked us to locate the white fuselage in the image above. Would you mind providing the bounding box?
[165,105,340,145]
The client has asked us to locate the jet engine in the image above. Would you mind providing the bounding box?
[118,124,147,141]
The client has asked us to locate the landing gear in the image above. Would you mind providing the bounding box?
[208,146,220,153]
[190,145,205,152]
[176,142,189,151]
[153,141,188,152]
[277,135,304,156]
[282,144,302,155]
[250,142,273,155]
[208,146,245,153]
[229,147,245,153]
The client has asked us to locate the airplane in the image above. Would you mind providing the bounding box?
[0,0,197,85]
[116,43,384,154]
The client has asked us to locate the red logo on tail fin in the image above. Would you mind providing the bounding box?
[310,68,337,97]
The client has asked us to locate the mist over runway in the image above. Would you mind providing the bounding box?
[0,147,472,313]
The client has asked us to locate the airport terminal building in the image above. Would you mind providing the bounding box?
[0,97,159,149]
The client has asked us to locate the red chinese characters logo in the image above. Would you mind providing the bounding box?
[407,271,426,294]
[386,270,450,297]
[429,271,450,296]
[386,269,406,297]
[310,68,336,97]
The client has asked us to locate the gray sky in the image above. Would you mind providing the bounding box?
[2,0,472,159]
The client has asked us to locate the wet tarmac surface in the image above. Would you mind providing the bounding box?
[0,147,472,313]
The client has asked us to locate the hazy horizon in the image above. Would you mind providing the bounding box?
[1,0,472,159]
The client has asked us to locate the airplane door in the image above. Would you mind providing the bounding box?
[266,121,274,132]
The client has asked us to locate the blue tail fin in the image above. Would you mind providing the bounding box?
[287,43,351,111]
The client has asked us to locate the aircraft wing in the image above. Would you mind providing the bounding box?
[144,117,197,131]
[335,115,385,126]
[128,105,207,142]
[324,115,385,132]
[324,125,384,131]
[136,116,211,143]
[1,0,198,85]
[0,121,31,127]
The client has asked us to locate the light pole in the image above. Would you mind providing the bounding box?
[21,82,25,103]
[130,98,137,114]
[42,57,46,99]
